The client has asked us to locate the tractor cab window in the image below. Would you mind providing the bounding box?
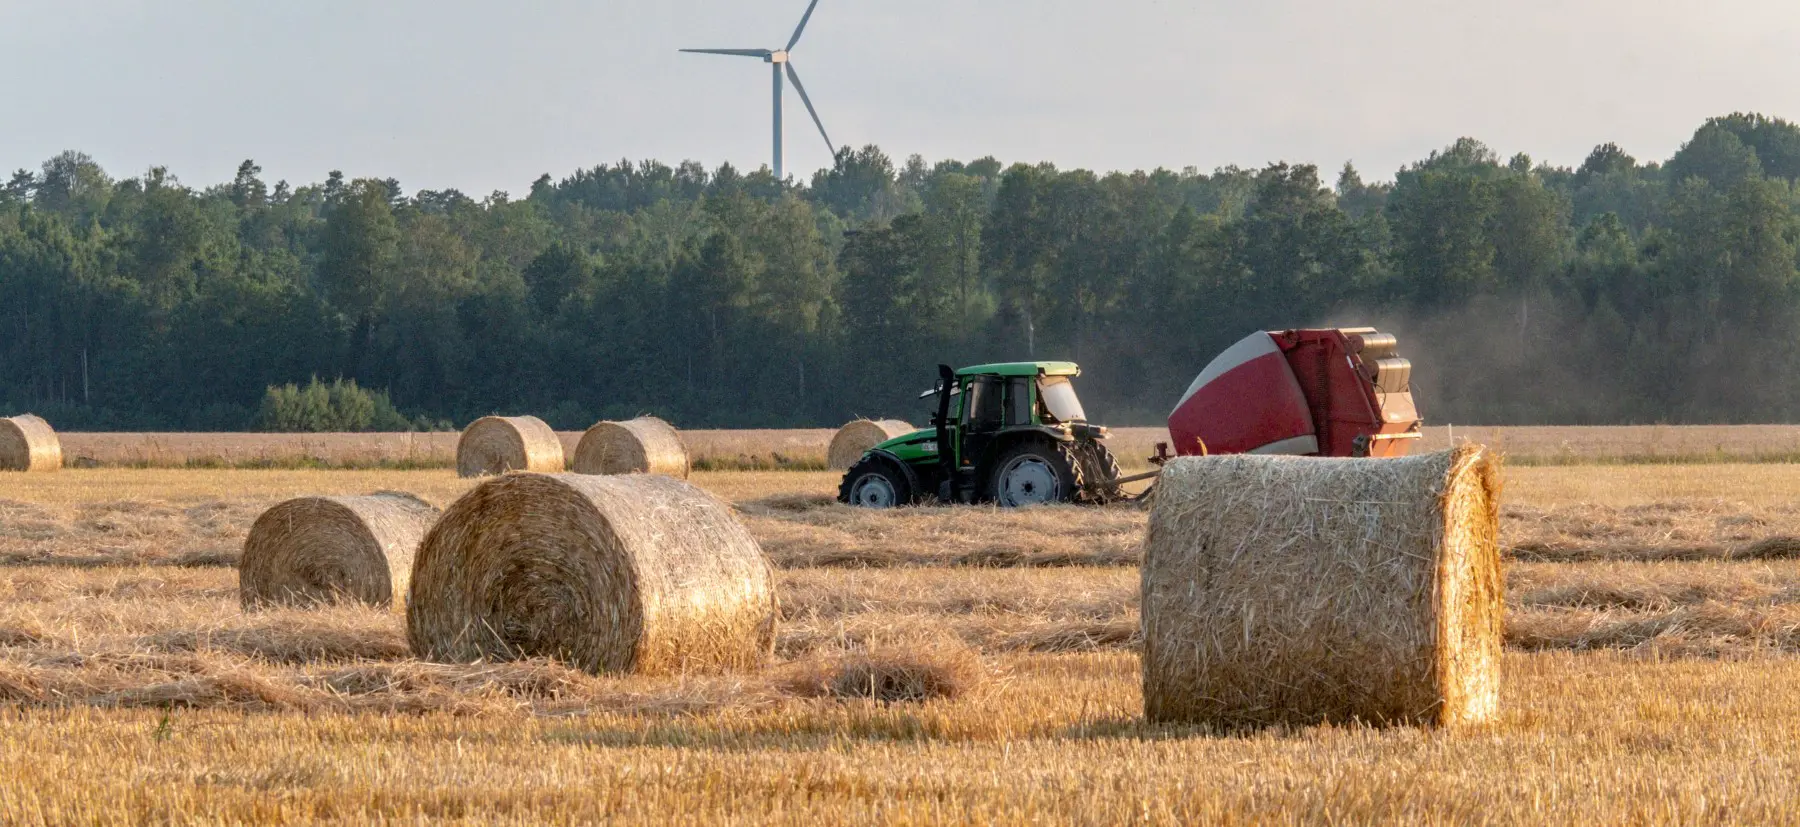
[922,381,963,424]
[963,376,1004,430]
[1004,377,1032,426]
[1037,376,1087,423]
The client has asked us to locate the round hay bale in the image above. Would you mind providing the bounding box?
[456,415,564,478]
[1141,445,1502,730]
[239,492,441,610]
[572,416,689,478]
[827,419,917,470]
[407,473,775,675]
[0,415,61,472]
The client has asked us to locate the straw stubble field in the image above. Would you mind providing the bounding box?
[3,459,1800,821]
[53,422,1800,469]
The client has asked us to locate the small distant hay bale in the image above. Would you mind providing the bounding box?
[572,416,689,478]
[827,419,917,470]
[407,473,776,676]
[0,415,61,472]
[780,639,985,703]
[1141,446,1502,730]
[456,415,564,478]
[239,492,441,610]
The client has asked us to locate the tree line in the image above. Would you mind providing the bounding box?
[4,112,1800,431]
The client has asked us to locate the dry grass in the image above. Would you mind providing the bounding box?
[57,429,846,471]
[778,636,988,703]
[1500,462,1800,506]
[4,652,1800,822]
[1417,423,1800,463]
[777,568,1139,656]
[2,559,1796,722]
[59,432,461,470]
[52,424,1800,472]
[1507,560,1800,657]
[0,564,1025,721]
[799,563,1800,661]
[5,464,1800,820]
[1506,500,1800,562]
[13,468,1800,571]
[0,497,261,568]
[18,457,1798,511]
[739,494,1148,568]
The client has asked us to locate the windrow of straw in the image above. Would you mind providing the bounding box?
[572,416,689,478]
[1141,446,1503,730]
[0,414,61,472]
[455,415,564,478]
[827,420,917,470]
[407,473,777,676]
[239,492,441,610]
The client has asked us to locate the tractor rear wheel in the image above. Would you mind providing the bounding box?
[1074,442,1124,504]
[988,441,1082,508]
[839,455,913,508]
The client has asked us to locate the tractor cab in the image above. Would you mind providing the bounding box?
[838,362,1123,508]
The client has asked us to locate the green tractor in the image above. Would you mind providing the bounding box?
[837,362,1125,508]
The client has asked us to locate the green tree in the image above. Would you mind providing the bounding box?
[918,172,988,333]
[34,151,113,226]
[1387,143,1502,306]
[522,242,596,316]
[318,179,400,371]
[1667,122,1765,188]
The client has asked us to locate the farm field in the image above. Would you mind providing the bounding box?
[52,423,1800,469]
[2,460,1800,820]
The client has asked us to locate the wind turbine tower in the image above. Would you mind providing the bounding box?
[682,0,836,180]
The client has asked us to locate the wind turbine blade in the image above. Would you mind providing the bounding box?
[680,48,774,58]
[785,63,835,156]
[785,0,821,51]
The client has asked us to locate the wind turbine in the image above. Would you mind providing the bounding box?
[681,0,835,181]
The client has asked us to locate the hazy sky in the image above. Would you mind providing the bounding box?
[5,0,1798,194]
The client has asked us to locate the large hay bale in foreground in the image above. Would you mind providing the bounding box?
[1141,446,1502,729]
[572,416,689,478]
[0,415,61,472]
[456,415,563,478]
[239,492,441,610]
[827,419,917,469]
[407,473,775,675]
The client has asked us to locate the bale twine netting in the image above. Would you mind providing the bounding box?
[827,419,917,470]
[572,416,689,478]
[239,492,441,610]
[0,414,61,472]
[407,473,776,676]
[456,415,564,478]
[1141,445,1502,730]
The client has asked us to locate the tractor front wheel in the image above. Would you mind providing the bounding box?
[1074,442,1125,504]
[839,456,914,508]
[988,441,1082,508]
